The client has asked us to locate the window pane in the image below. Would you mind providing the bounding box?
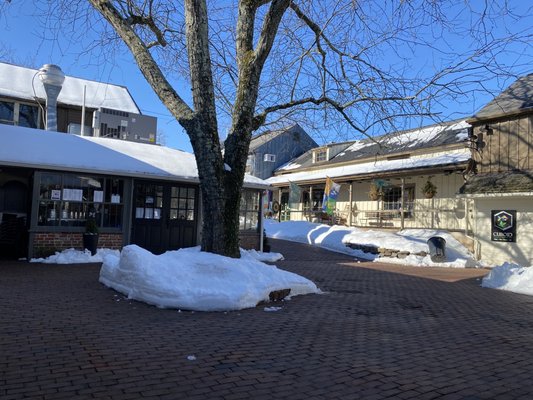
[40,173,62,200]
[187,188,195,199]
[38,201,60,226]
[104,204,123,228]
[105,178,123,203]
[0,101,14,125]
[18,104,39,128]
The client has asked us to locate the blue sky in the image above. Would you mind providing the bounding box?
[1,1,532,153]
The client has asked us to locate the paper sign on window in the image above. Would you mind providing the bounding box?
[51,190,61,200]
[93,191,104,203]
[111,194,121,204]
[63,188,83,201]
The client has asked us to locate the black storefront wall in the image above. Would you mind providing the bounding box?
[27,170,263,257]
[28,170,134,258]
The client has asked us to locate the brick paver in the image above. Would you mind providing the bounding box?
[1,239,533,399]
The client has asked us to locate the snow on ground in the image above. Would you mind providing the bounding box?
[99,245,319,312]
[30,248,120,264]
[264,219,482,268]
[482,263,533,296]
[30,245,310,311]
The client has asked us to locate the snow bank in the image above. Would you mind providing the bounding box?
[264,219,481,268]
[482,263,533,295]
[99,245,319,312]
[30,248,120,264]
[242,248,284,262]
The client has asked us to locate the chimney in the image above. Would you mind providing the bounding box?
[38,64,65,131]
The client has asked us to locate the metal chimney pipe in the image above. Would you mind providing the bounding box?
[38,64,65,131]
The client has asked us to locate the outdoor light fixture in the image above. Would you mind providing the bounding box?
[38,64,65,132]
[480,124,494,136]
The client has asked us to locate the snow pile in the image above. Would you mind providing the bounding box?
[30,248,120,264]
[99,245,319,312]
[482,263,533,295]
[242,248,284,262]
[265,219,481,268]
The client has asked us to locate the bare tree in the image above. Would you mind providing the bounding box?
[18,0,532,257]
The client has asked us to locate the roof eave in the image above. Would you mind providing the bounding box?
[270,161,468,187]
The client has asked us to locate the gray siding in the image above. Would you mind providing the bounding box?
[250,126,317,179]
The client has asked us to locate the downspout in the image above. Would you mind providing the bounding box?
[80,85,86,136]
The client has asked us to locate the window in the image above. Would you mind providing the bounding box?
[170,186,196,221]
[382,185,415,218]
[0,101,14,125]
[263,154,276,162]
[313,149,328,163]
[0,100,39,128]
[37,172,124,229]
[134,184,163,220]
[303,188,325,211]
[239,190,260,231]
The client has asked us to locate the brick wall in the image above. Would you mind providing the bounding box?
[33,232,123,258]
[238,231,260,250]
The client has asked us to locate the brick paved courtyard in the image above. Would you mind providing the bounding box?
[2,239,533,399]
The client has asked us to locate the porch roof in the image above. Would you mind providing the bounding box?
[266,149,470,186]
[0,125,269,189]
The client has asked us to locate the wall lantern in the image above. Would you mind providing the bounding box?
[480,124,493,136]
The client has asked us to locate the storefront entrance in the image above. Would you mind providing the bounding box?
[131,182,198,254]
[0,168,31,259]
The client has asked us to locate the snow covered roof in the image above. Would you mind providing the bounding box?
[267,149,471,185]
[277,120,470,172]
[471,74,533,121]
[0,62,140,114]
[0,125,269,189]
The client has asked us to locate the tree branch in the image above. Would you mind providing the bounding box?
[88,0,193,125]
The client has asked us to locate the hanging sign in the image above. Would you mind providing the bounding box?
[491,210,516,242]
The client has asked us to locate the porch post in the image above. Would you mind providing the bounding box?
[259,190,264,252]
[400,178,405,230]
[278,188,282,222]
[348,181,353,226]
[464,198,469,236]
[309,185,313,220]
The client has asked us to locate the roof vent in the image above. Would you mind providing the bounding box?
[38,64,65,131]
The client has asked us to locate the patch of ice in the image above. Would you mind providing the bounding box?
[264,306,283,312]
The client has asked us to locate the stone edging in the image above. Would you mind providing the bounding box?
[346,243,427,259]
